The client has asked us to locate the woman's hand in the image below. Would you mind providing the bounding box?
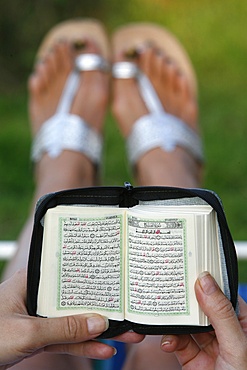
[0,269,143,369]
[161,272,247,369]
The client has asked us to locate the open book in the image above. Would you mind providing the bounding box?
[37,202,223,327]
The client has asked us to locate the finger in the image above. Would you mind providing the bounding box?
[1,269,27,296]
[0,269,27,314]
[45,339,116,360]
[195,272,246,352]
[192,332,217,357]
[29,314,109,349]
[161,334,205,366]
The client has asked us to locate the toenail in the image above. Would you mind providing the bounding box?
[124,47,140,59]
[155,47,165,58]
[145,40,155,48]
[47,47,54,55]
[35,58,45,66]
[176,69,184,77]
[73,40,87,50]
[56,38,67,45]
[124,41,155,59]
[165,56,174,65]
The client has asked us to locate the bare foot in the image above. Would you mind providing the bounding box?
[28,38,109,197]
[112,45,202,187]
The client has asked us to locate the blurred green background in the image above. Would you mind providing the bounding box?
[0,0,247,280]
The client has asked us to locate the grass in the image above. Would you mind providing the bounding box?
[1,0,247,282]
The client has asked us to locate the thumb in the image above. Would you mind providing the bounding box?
[195,272,244,349]
[34,313,109,348]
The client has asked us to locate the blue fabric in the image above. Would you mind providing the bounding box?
[93,341,126,370]
[238,283,247,302]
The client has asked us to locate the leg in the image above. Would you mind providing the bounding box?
[4,24,109,370]
[112,26,203,370]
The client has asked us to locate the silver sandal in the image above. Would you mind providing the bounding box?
[112,61,204,166]
[31,53,110,166]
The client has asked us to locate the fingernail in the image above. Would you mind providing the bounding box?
[161,335,172,347]
[198,271,218,295]
[86,315,109,335]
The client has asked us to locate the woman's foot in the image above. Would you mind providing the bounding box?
[112,45,202,188]
[29,37,109,199]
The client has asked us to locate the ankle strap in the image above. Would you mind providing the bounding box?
[127,113,204,165]
[31,114,102,164]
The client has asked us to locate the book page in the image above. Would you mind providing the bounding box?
[37,206,125,320]
[37,202,221,328]
[125,209,200,325]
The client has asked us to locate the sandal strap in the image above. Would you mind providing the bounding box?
[113,61,204,164]
[127,113,204,165]
[75,53,110,73]
[31,54,109,164]
[113,61,164,114]
[31,114,102,163]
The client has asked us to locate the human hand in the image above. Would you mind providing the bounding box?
[0,269,143,369]
[161,272,247,369]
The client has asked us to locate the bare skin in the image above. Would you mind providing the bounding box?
[161,273,247,370]
[0,269,112,370]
